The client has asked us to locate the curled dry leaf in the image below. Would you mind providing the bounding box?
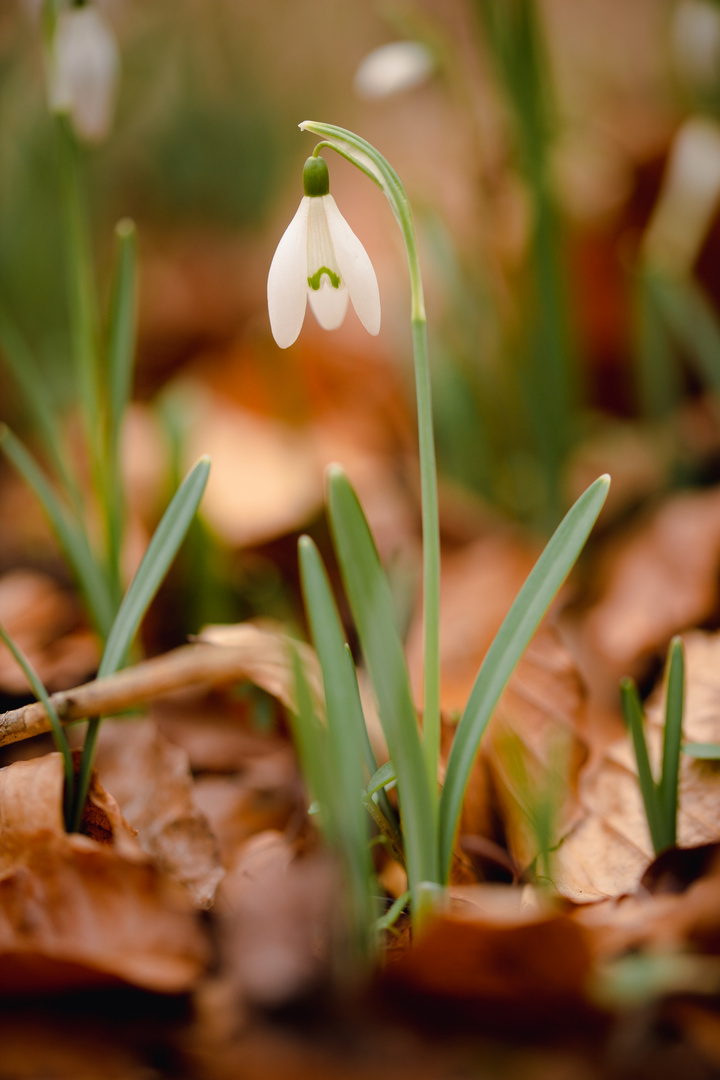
[575,847,720,965]
[94,718,225,909]
[0,569,98,695]
[383,884,598,1033]
[198,621,324,714]
[407,532,587,877]
[555,631,720,902]
[184,391,323,548]
[480,627,589,875]
[406,531,540,716]
[0,753,208,992]
[214,830,337,1008]
[575,485,720,704]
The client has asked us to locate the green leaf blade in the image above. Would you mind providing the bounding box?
[621,677,663,855]
[326,466,439,897]
[0,425,115,637]
[659,636,684,847]
[438,474,610,879]
[98,456,211,679]
[106,219,138,452]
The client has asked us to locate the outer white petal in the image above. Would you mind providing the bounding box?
[308,279,349,330]
[267,197,310,348]
[51,7,119,142]
[354,41,434,100]
[322,196,381,336]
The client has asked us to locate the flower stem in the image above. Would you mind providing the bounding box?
[412,315,441,811]
[304,122,441,818]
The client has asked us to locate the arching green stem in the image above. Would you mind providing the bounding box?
[301,121,441,812]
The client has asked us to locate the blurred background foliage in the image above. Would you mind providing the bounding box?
[3,0,720,628]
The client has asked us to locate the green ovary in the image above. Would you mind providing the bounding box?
[308,266,341,290]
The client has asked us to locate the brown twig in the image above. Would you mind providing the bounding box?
[0,628,322,748]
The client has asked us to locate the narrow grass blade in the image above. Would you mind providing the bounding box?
[374,890,410,935]
[0,305,68,483]
[104,219,138,599]
[290,647,333,834]
[327,466,439,898]
[298,536,374,904]
[621,678,662,854]
[98,456,210,679]
[439,474,610,880]
[366,760,396,798]
[683,743,720,759]
[653,273,720,398]
[0,622,75,826]
[56,114,101,460]
[658,636,684,848]
[342,644,400,843]
[0,425,115,637]
[72,456,210,831]
[633,271,682,421]
[106,219,138,448]
[291,646,374,964]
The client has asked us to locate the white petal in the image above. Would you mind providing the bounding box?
[267,197,310,348]
[322,196,381,336]
[308,279,349,330]
[354,41,434,100]
[51,8,119,142]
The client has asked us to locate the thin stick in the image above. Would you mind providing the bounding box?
[0,635,321,748]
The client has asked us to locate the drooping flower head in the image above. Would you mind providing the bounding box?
[267,155,381,348]
[48,2,120,143]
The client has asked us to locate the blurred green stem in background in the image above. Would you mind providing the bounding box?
[473,0,577,528]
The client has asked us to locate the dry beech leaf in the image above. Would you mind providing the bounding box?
[554,631,720,902]
[407,532,586,876]
[94,718,225,909]
[151,692,291,773]
[0,753,208,992]
[577,485,720,703]
[214,830,337,1007]
[184,390,323,548]
[480,626,589,873]
[384,884,597,1031]
[0,569,98,695]
[574,848,720,963]
[198,621,324,713]
[406,532,540,716]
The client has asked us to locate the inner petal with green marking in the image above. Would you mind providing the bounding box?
[307,197,343,292]
[308,266,341,290]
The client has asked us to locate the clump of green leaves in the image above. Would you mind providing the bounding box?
[0,20,211,829]
[278,123,609,951]
[621,636,685,855]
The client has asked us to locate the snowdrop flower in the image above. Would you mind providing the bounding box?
[267,156,381,348]
[642,116,720,272]
[49,3,120,143]
[354,41,434,100]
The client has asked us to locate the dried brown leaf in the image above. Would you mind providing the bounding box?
[555,631,720,901]
[184,392,323,547]
[0,570,98,694]
[198,621,324,713]
[384,884,598,1032]
[0,753,208,992]
[215,831,336,1007]
[94,718,225,909]
[577,486,720,703]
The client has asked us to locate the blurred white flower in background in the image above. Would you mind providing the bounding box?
[48,4,120,143]
[642,116,720,272]
[354,41,434,100]
[672,0,720,91]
